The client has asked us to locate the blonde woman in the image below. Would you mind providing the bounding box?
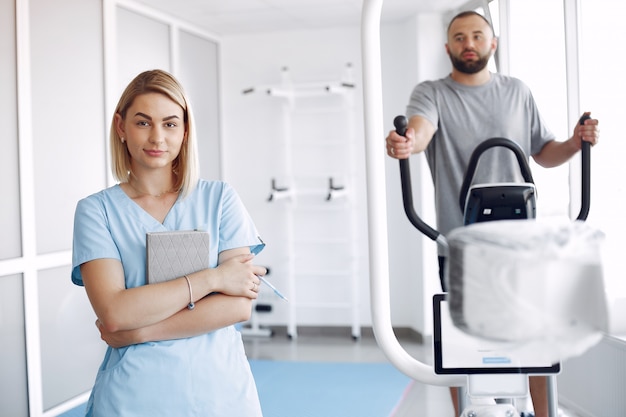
[72,69,266,416]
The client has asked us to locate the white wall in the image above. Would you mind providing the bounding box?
[221,27,371,328]
[220,14,450,334]
[0,0,108,415]
[1,1,224,415]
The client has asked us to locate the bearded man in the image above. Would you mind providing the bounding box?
[385,10,599,417]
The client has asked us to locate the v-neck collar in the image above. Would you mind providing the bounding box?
[113,184,182,229]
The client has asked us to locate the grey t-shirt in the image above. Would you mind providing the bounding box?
[406,73,555,237]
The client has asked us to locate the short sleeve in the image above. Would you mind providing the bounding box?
[527,93,556,156]
[218,183,265,256]
[71,194,121,286]
[406,80,440,129]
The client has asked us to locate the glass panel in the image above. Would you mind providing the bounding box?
[0,0,22,260]
[507,0,569,218]
[30,0,106,254]
[116,7,171,94]
[579,1,626,297]
[178,30,222,180]
[0,274,29,416]
[39,266,106,410]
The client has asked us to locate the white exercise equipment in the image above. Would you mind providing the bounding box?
[360,1,608,416]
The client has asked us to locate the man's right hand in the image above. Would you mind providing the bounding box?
[386,127,414,159]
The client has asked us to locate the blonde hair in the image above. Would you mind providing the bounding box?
[110,69,199,197]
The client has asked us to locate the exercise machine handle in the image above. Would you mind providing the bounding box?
[458,138,535,213]
[577,114,592,221]
[394,113,592,228]
[394,115,441,241]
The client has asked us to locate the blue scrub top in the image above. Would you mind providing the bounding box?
[72,180,265,417]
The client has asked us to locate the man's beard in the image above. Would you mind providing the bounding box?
[450,51,491,74]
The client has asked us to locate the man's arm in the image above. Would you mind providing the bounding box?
[532,139,579,168]
[533,112,599,168]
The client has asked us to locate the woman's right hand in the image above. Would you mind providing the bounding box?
[212,253,266,299]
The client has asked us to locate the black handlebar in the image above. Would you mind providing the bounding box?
[393,113,592,239]
[394,115,441,241]
[577,114,591,221]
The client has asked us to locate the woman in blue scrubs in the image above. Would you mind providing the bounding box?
[72,69,266,416]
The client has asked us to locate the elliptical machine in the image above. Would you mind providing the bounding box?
[392,114,595,417]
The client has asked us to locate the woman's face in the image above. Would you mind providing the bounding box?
[116,92,186,173]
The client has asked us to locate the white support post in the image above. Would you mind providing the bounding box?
[360,0,463,387]
[16,0,43,414]
[563,0,584,220]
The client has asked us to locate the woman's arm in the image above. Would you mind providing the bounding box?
[97,292,253,347]
[82,247,264,335]
[95,247,262,347]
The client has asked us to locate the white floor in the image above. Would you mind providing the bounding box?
[243,326,426,364]
[242,326,582,417]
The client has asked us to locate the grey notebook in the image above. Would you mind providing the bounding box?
[146,230,210,284]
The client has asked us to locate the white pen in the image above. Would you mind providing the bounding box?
[256,275,288,302]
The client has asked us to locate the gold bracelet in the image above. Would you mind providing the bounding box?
[183,275,195,310]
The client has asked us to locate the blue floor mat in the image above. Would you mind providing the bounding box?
[250,360,411,417]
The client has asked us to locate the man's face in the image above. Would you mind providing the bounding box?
[446,15,496,74]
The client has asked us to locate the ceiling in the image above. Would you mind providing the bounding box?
[132,0,471,36]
